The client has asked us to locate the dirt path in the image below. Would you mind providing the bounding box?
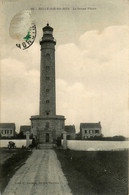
[3,150,72,195]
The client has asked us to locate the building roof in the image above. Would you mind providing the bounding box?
[65,125,76,133]
[0,123,15,128]
[20,126,31,132]
[80,122,101,129]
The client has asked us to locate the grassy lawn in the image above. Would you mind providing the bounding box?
[55,149,128,195]
[0,148,32,192]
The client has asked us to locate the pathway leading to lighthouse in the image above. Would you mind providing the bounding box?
[3,150,72,195]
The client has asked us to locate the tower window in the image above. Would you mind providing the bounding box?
[46,54,51,60]
[46,111,50,115]
[46,77,50,80]
[46,54,51,66]
[46,100,50,103]
[46,66,50,71]
[46,89,50,92]
[46,122,49,128]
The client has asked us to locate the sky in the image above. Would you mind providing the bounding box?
[0,0,129,136]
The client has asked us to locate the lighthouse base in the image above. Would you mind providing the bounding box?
[30,115,65,145]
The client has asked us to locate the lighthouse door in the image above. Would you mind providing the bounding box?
[46,133,49,143]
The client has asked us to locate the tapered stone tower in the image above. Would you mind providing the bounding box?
[30,24,65,146]
[40,24,56,116]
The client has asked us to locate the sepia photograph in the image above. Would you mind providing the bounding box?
[0,0,129,194]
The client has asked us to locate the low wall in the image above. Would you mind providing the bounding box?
[0,139,32,148]
[65,140,129,151]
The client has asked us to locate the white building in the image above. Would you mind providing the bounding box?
[0,123,16,138]
[80,122,102,139]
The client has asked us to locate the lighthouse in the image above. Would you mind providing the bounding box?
[30,24,65,147]
[40,23,56,116]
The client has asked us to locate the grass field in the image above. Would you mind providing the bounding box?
[55,149,128,195]
[0,148,32,192]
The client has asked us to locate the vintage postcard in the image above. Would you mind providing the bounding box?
[0,0,129,194]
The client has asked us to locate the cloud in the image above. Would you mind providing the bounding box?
[79,25,129,58]
[1,42,40,71]
[1,58,39,131]
[1,25,129,136]
[56,25,129,136]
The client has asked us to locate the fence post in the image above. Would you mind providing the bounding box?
[26,131,30,148]
[63,131,67,149]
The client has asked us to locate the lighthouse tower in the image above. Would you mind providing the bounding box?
[30,24,65,147]
[40,23,56,116]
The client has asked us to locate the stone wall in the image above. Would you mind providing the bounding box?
[0,139,32,148]
[64,140,129,151]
